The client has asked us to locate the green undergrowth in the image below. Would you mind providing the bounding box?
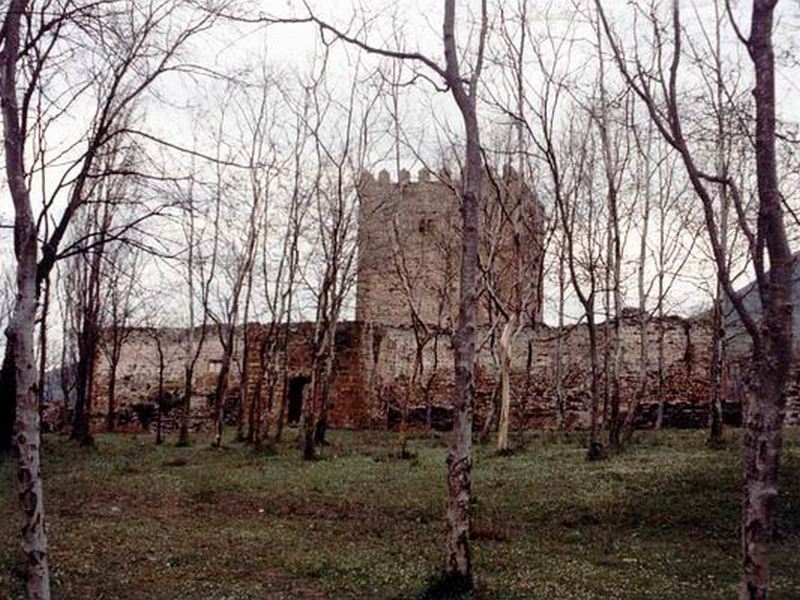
[1,429,799,599]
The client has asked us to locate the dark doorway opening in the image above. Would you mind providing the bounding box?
[287,376,310,426]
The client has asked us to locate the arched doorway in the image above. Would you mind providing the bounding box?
[287,375,310,426]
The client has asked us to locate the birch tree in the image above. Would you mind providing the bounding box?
[255,0,490,584]
[596,1,795,594]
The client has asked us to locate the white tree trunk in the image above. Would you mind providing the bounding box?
[2,1,51,595]
[496,318,515,452]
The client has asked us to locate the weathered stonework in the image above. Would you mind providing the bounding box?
[91,312,739,434]
[88,168,800,435]
[359,314,728,431]
[356,168,544,327]
[91,326,245,432]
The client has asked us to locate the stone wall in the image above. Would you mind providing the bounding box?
[240,321,371,431]
[91,326,246,432]
[363,314,728,431]
[356,168,544,328]
[90,314,800,436]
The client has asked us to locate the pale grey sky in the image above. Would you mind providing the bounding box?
[1,0,798,340]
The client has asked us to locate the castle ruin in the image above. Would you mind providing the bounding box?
[89,169,797,435]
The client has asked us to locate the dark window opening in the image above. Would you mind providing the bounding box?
[287,375,310,426]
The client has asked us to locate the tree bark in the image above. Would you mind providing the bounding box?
[441,0,487,584]
[37,274,51,420]
[212,324,237,448]
[155,337,165,446]
[623,126,652,443]
[178,362,193,446]
[496,318,515,453]
[441,4,483,585]
[106,353,119,432]
[71,319,97,446]
[554,243,566,430]
[586,314,605,460]
[655,294,666,430]
[2,1,52,595]
[739,2,794,597]
[708,295,725,445]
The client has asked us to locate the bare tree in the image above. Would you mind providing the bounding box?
[207,82,270,449]
[554,117,606,461]
[177,161,219,447]
[252,0,490,583]
[1,1,52,594]
[596,1,795,595]
[300,49,376,459]
[480,163,544,454]
[0,3,225,590]
[100,243,144,432]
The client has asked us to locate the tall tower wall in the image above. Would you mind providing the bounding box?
[356,168,544,328]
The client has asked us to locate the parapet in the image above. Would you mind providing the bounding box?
[359,164,527,189]
[359,167,448,188]
[358,165,541,213]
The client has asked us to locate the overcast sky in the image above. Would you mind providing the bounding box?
[1,0,799,339]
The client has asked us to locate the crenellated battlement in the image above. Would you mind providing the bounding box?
[359,164,528,190]
[356,164,544,328]
[359,167,446,188]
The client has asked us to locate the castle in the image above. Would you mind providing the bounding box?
[89,169,784,435]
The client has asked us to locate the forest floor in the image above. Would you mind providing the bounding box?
[1,429,800,599]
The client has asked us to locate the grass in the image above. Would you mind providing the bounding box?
[1,429,799,599]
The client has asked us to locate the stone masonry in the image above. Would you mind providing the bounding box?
[356,168,544,327]
[87,168,800,435]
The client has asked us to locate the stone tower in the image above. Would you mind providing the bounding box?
[356,167,544,328]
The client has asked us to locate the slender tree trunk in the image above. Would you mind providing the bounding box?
[739,3,794,597]
[623,213,649,442]
[179,177,197,447]
[273,325,292,444]
[602,283,611,430]
[251,375,263,449]
[303,367,320,460]
[178,363,193,446]
[37,273,50,419]
[155,345,165,446]
[236,322,251,442]
[496,318,515,453]
[444,96,480,589]
[72,303,98,446]
[2,1,52,593]
[399,356,415,458]
[313,340,336,446]
[555,244,566,430]
[106,357,119,432]
[262,371,277,444]
[586,315,605,461]
[479,381,499,443]
[708,294,725,445]
[655,285,666,430]
[273,367,288,443]
[10,250,51,599]
[709,0,728,448]
[623,125,652,443]
[608,278,622,449]
[212,325,236,448]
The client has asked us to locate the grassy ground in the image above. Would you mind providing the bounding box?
[1,429,799,599]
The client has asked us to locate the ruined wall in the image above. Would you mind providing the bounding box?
[91,321,372,434]
[91,326,246,432]
[363,314,725,431]
[240,321,370,432]
[356,168,544,328]
[89,314,799,435]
